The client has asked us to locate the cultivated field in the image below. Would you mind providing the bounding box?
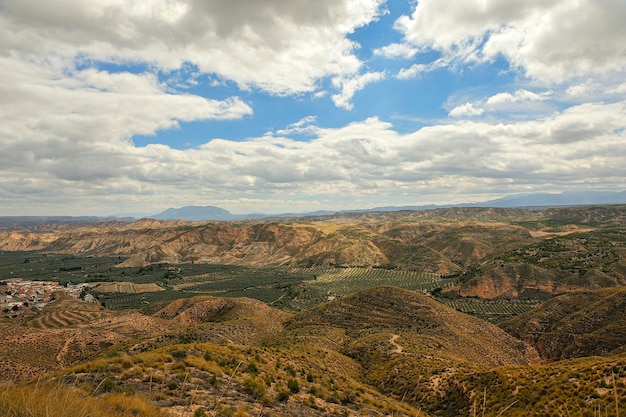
[0,251,545,320]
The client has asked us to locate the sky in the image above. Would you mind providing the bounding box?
[1,0,625,216]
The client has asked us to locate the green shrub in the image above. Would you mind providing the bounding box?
[287,379,300,394]
[194,408,208,417]
[242,377,266,400]
[277,391,290,402]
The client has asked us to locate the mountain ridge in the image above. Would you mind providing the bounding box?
[2,190,625,226]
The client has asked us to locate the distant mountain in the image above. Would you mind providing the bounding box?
[482,190,626,208]
[144,191,626,222]
[366,190,626,212]
[0,216,134,229]
[151,205,235,221]
[3,191,624,227]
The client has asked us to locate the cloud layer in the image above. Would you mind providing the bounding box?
[1,0,625,216]
[396,0,626,83]
[2,101,624,215]
[1,0,385,94]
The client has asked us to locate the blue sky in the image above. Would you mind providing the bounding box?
[1,0,625,216]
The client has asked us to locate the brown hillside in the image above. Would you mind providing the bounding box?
[5,287,626,416]
[50,293,430,417]
[283,286,539,416]
[455,227,626,298]
[499,287,626,361]
[290,286,539,367]
[150,296,291,346]
[0,214,537,274]
[0,297,173,382]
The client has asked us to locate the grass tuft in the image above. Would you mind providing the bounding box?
[0,381,167,417]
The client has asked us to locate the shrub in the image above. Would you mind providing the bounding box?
[261,392,275,407]
[194,408,208,417]
[287,379,300,394]
[242,377,266,400]
[277,391,291,402]
[246,362,258,375]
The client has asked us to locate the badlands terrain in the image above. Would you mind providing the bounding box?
[0,205,625,416]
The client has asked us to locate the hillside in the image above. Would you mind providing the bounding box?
[42,290,432,416]
[499,287,626,361]
[287,287,540,415]
[0,296,174,383]
[289,286,538,366]
[1,206,625,303]
[454,227,626,299]
[151,296,290,346]
[2,286,626,416]
[0,207,592,270]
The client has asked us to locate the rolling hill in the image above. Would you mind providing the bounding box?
[499,287,626,361]
[1,285,626,416]
[2,206,625,303]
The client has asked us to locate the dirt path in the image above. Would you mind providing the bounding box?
[390,334,404,354]
[56,329,80,365]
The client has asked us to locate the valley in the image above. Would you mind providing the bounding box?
[0,205,625,416]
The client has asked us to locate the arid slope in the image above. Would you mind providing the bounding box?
[499,287,626,361]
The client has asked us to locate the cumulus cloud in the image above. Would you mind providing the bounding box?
[486,89,552,107]
[394,0,626,83]
[396,56,451,80]
[0,0,385,95]
[275,116,319,136]
[2,99,624,215]
[373,43,419,59]
[331,71,386,110]
[2,1,625,216]
[449,103,484,117]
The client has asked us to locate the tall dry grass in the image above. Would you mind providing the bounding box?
[0,381,168,417]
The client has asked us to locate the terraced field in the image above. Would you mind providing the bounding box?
[29,297,104,329]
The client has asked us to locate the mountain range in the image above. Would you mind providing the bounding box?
[151,190,626,221]
[1,191,625,227]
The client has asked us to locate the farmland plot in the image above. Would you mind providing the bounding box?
[437,298,544,323]
[287,267,456,309]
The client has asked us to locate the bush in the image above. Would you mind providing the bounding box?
[194,408,208,417]
[242,377,266,400]
[287,379,300,394]
[277,391,291,402]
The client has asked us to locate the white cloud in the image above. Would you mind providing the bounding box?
[1,1,625,216]
[397,56,451,80]
[0,0,386,95]
[0,56,252,180]
[395,0,626,84]
[397,64,426,80]
[275,116,319,136]
[449,103,484,117]
[2,99,624,215]
[331,71,386,110]
[373,43,419,59]
[486,89,552,106]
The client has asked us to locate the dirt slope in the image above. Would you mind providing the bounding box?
[499,287,626,361]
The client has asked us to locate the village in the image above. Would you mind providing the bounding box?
[0,278,95,317]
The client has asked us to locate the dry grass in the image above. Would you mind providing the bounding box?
[0,381,169,417]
